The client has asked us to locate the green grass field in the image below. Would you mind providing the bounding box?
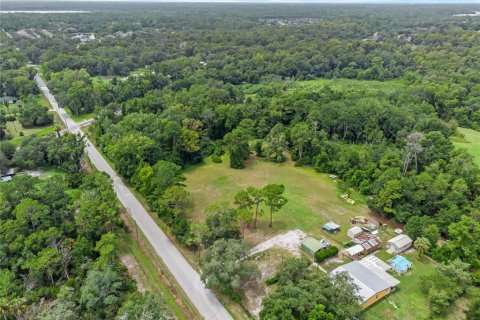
[452,127,480,166]
[65,108,95,123]
[185,155,380,245]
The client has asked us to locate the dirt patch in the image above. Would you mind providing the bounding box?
[119,254,146,293]
[248,229,306,257]
[242,248,293,318]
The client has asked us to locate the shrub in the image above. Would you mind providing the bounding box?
[343,241,354,248]
[212,154,222,163]
[315,246,339,263]
[265,275,279,286]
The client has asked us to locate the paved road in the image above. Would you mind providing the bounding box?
[35,75,233,320]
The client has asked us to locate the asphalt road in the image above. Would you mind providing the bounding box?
[35,74,233,320]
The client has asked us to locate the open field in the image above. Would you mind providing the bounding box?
[65,108,95,123]
[185,155,395,246]
[452,127,480,166]
[243,78,406,96]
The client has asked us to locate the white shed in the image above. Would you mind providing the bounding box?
[347,226,363,239]
[387,235,413,254]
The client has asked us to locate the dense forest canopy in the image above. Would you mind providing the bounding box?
[1,2,480,319]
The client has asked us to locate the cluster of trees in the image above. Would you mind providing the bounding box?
[1,133,85,174]
[260,257,361,319]
[0,67,38,98]
[47,69,96,116]
[17,95,53,128]
[3,4,479,127]
[421,259,473,315]
[0,173,172,319]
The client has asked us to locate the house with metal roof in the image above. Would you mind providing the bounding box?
[387,235,413,254]
[301,237,329,256]
[331,261,400,309]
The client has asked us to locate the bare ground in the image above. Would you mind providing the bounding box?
[248,229,306,257]
[119,254,146,293]
[243,248,294,318]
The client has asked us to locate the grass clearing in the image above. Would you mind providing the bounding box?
[185,155,384,246]
[452,127,480,166]
[65,108,95,123]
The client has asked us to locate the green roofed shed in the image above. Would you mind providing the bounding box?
[301,237,328,256]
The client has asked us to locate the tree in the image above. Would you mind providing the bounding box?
[200,239,259,301]
[248,187,265,229]
[402,132,423,174]
[47,133,85,173]
[422,224,440,247]
[116,292,173,320]
[18,95,53,128]
[262,184,287,228]
[234,189,254,235]
[203,201,240,245]
[260,267,360,320]
[80,267,128,319]
[157,186,192,224]
[262,124,288,163]
[447,215,480,265]
[0,151,9,176]
[308,305,335,320]
[465,299,480,320]
[405,215,432,240]
[414,237,430,259]
[291,122,312,160]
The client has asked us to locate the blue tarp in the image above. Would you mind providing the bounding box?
[389,255,412,274]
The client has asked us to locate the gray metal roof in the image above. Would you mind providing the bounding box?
[388,234,413,248]
[332,261,395,302]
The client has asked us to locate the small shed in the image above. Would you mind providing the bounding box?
[346,244,364,258]
[322,221,340,233]
[347,226,363,239]
[301,237,328,256]
[387,235,413,254]
[389,255,412,274]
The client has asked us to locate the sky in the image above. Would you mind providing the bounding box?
[8,0,480,3]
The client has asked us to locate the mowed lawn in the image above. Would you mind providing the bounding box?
[185,156,374,244]
[452,127,480,166]
[363,252,438,320]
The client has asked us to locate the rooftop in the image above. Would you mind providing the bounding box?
[388,234,413,247]
[301,237,328,253]
[332,261,399,303]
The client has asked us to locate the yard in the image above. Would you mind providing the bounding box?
[452,127,480,166]
[185,155,397,246]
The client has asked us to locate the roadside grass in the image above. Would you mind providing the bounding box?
[117,227,192,320]
[65,108,95,123]
[185,155,378,246]
[452,127,480,166]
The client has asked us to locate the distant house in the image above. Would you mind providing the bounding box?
[347,226,363,239]
[301,237,329,256]
[389,255,412,274]
[0,96,18,104]
[322,221,340,233]
[0,168,14,177]
[331,260,400,309]
[387,235,413,254]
